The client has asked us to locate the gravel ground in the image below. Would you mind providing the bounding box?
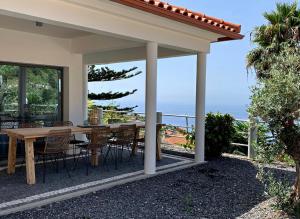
[1,156,296,219]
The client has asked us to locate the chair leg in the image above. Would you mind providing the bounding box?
[72,144,78,165]
[86,150,90,176]
[127,144,133,161]
[114,145,118,170]
[55,156,59,173]
[103,146,111,166]
[63,153,71,178]
[42,155,46,184]
[73,147,83,170]
[120,145,124,162]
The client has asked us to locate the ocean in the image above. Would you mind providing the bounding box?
[132,102,249,128]
[96,99,249,128]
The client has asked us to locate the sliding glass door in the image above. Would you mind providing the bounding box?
[0,65,19,118]
[0,63,63,122]
[25,67,62,121]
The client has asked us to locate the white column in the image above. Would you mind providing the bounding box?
[248,118,258,159]
[83,65,89,121]
[144,42,158,175]
[195,52,207,163]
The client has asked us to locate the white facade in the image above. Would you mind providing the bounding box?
[0,0,239,171]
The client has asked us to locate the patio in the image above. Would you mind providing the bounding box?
[0,149,193,214]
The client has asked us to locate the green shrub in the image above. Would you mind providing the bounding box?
[184,113,235,159]
[257,168,293,213]
[205,113,235,159]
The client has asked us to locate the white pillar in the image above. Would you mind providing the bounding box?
[83,65,89,121]
[144,42,158,175]
[248,118,258,159]
[195,52,207,163]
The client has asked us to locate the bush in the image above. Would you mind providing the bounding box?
[184,113,236,158]
[205,113,235,159]
[257,168,293,213]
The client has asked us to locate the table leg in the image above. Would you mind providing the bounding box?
[156,127,162,161]
[25,139,36,185]
[131,137,138,156]
[91,149,98,166]
[7,137,17,174]
[156,136,162,161]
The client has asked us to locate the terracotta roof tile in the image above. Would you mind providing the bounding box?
[111,0,243,41]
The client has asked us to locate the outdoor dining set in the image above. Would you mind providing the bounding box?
[0,119,162,185]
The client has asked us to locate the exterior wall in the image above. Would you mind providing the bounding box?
[0,0,214,53]
[0,27,84,124]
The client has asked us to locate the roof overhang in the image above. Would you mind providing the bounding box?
[111,0,244,42]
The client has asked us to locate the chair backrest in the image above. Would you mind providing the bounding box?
[90,126,111,146]
[53,121,73,127]
[108,119,122,124]
[0,118,17,131]
[44,129,71,153]
[136,127,145,140]
[115,124,137,144]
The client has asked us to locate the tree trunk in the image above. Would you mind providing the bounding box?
[291,160,300,206]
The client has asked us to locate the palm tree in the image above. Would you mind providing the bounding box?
[247,2,300,78]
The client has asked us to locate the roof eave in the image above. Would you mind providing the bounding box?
[216,35,244,43]
[111,0,243,42]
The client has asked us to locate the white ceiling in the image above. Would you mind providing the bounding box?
[0,14,92,38]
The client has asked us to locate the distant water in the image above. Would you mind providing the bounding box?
[96,99,249,127]
[132,102,249,128]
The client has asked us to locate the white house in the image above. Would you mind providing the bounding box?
[0,0,243,175]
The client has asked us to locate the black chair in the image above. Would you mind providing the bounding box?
[53,121,86,161]
[0,119,16,162]
[107,124,136,169]
[36,129,72,183]
[0,119,20,161]
[77,126,111,175]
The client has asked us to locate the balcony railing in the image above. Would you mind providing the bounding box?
[99,109,258,159]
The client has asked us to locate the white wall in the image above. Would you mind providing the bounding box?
[0,27,84,124]
[0,0,214,53]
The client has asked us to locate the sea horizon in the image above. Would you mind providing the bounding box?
[97,100,250,128]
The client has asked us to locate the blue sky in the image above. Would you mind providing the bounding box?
[89,0,295,119]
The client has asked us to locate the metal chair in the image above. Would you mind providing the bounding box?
[135,124,163,160]
[36,129,72,183]
[107,124,136,169]
[0,119,18,130]
[0,119,22,160]
[135,127,145,159]
[0,119,16,162]
[78,126,111,175]
[53,121,86,162]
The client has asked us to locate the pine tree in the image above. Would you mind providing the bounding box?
[88,65,142,111]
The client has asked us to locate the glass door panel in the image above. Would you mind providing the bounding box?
[25,67,62,122]
[0,65,19,119]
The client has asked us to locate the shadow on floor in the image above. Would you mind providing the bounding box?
[0,149,181,204]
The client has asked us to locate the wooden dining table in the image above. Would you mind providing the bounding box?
[4,122,162,185]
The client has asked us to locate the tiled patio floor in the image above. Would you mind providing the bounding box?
[0,149,192,213]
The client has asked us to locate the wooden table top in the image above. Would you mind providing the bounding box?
[4,126,91,140]
[3,122,149,140]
